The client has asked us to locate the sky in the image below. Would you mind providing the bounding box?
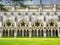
[0,0,60,5]
[24,0,40,5]
[42,0,60,4]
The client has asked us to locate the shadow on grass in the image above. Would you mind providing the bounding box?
[1,36,59,38]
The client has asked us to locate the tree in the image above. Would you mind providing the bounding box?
[0,0,33,11]
[9,0,33,11]
[0,0,8,11]
[0,4,8,11]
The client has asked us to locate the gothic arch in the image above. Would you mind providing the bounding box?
[31,19,44,37]
[17,19,29,37]
[2,20,14,37]
[46,19,58,37]
[17,19,29,30]
[46,19,58,30]
[31,19,44,30]
[3,20,14,30]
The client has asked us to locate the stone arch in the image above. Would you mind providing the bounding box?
[17,19,29,37]
[3,20,14,29]
[31,19,44,30]
[17,19,29,30]
[31,19,44,37]
[2,20,14,37]
[46,19,58,30]
[46,19,58,37]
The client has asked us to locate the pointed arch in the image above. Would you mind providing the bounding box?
[2,20,14,37]
[17,19,29,29]
[31,19,44,30]
[3,20,14,29]
[46,19,58,37]
[46,19,58,30]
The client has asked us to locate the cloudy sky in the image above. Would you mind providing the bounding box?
[1,0,60,5]
[42,0,60,4]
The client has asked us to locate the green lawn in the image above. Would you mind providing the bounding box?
[0,38,60,45]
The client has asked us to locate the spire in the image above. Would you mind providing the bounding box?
[40,0,42,4]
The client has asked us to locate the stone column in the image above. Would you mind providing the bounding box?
[37,29,38,37]
[22,29,24,37]
[0,21,2,37]
[28,20,31,37]
[1,30,2,37]
[51,29,53,37]
[14,28,17,38]
[0,29,2,37]
[29,29,31,38]
[58,29,60,37]
[8,29,9,37]
[44,29,46,37]
[53,30,56,37]
[14,21,17,38]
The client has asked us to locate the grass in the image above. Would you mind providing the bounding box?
[0,38,60,45]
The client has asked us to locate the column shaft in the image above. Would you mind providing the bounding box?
[29,29,31,37]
